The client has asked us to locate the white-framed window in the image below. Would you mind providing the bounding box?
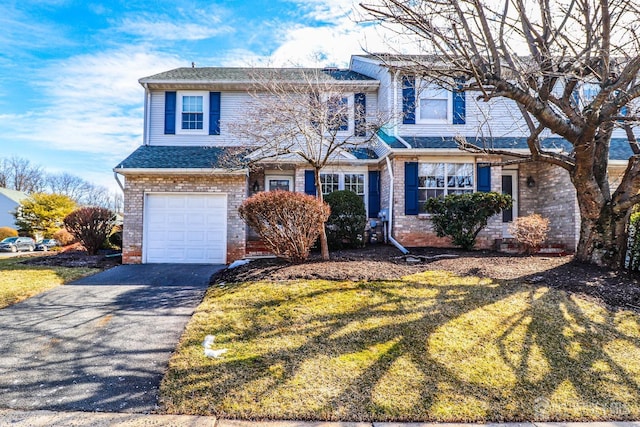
[320,173,340,195]
[344,173,365,199]
[265,175,293,192]
[418,162,473,213]
[177,91,208,134]
[320,172,365,200]
[417,81,451,123]
[326,95,350,132]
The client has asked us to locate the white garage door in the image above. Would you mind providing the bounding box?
[144,193,227,264]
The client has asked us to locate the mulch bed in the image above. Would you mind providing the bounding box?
[20,250,122,269]
[213,244,640,313]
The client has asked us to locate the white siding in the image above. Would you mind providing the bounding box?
[0,196,19,229]
[148,90,380,147]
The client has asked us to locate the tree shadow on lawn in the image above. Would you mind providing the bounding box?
[161,267,640,422]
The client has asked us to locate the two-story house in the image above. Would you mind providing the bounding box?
[115,55,633,264]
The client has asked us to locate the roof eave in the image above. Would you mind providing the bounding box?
[113,167,248,175]
[139,79,380,92]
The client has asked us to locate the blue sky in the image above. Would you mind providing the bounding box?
[0,0,391,193]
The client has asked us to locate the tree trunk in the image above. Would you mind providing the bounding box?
[314,167,330,260]
[574,196,631,269]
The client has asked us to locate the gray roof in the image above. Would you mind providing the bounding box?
[396,136,633,160]
[140,67,376,84]
[115,146,249,169]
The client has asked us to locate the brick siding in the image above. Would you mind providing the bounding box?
[122,174,247,264]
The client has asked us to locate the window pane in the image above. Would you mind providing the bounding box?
[182,112,203,130]
[320,173,339,195]
[420,99,447,120]
[344,173,365,195]
[182,96,203,113]
[327,96,349,131]
[447,163,474,189]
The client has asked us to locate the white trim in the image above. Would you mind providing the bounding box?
[143,192,228,264]
[416,80,452,124]
[265,175,294,192]
[176,91,209,135]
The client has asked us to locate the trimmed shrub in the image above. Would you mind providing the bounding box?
[63,207,116,255]
[424,192,512,250]
[238,191,330,263]
[53,228,76,246]
[508,214,550,254]
[627,211,640,270]
[324,190,367,249]
[0,227,18,240]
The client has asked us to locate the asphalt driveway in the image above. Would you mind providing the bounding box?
[0,264,224,413]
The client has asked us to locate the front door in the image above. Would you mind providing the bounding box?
[265,176,293,192]
[502,170,518,238]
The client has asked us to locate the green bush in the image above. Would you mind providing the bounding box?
[424,192,512,250]
[0,227,18,241]
[324,190,367,249]
[238,191,330,263]
[627,211,640,270]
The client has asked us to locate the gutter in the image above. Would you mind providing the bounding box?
[112,168,248,175]
[384,156,409,255]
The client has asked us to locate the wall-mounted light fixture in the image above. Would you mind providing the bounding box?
[252,180,260,192]
[526,176,536,188]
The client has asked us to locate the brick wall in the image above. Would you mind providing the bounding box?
[518,162,579,251]
[389,156,502,250]
[122,174,247,264]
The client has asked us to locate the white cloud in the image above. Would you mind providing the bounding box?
[113,10,234,41]
[0,46,184,157]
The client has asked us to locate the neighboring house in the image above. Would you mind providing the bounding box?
[115,56,633,264]
[0,188,27,230]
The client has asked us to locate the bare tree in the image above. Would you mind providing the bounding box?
[230,68,386,260]
[361,0,640,268]
[47,172,94,202]
[0,156,46,193]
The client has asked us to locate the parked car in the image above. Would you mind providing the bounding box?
[35,239,60,251]
[0,237,36,253]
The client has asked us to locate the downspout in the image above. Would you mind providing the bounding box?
[142,83,151,145]
[113,170,125,192]
[385,156,409,254]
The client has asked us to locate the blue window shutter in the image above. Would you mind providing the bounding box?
[354,93,366,136]
[402,76,416,124]
[209,92,221,135]
[164,91,176,135]
[368,170,380,218]
[477,163,491,192]
[304,170,316,196]
[404,162,419,215]
[453,77,466,124]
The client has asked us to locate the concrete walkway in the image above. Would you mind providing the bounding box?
[0,410,639,427]
[0,264,223,414]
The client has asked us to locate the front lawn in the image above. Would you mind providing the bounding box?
[160,270,640,421]
[0,256,96,309]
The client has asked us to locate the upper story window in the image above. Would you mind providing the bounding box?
[176,91,209,134]
[181,96,203,130]
[417,82,451,123]
[418,162,473,212]
[326,95,350,132]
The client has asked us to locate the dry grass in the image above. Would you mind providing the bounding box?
[0,257,95,309]
[161,271,640,421]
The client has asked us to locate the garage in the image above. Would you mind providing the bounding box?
[144,193,227,264]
